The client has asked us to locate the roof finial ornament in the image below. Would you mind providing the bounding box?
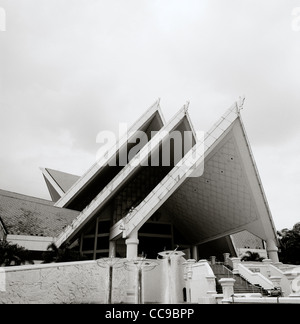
[237,95,246,115]
[184,101,190,115]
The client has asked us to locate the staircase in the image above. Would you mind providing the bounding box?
[211,264,268,295]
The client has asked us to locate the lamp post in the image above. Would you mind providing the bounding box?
[124,257,158,304]
[97,256,124,304]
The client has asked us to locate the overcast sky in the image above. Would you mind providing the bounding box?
[0,0,299,231]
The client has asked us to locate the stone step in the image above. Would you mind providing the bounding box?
[211,264,266,295]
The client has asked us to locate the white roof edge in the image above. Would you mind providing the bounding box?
[110,101,242,240]
[236,115,278,242]
[55,99,272,247]
[40,167,65,197]
[54,100,165,208]
[54,106,190,246]
[110,140,206,240]
[7,234,55,242]
[181,101,199,143]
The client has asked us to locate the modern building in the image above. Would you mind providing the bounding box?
[0,100,279,263]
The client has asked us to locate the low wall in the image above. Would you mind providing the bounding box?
[0,258,185,304]
[185,260,217,304]
[0,261,109,304]
[229,259,291,296]
[229,297,300,304]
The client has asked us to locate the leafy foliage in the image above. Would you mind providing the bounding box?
[0,240,34,267]
[277,222,300,265]
[241,251,264,262]
[42,242,87,263]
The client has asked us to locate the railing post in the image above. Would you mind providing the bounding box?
[223,253,230,265]
[183,259,197,303]
[219,278,236,303]
[210,256,216,265]
[230,257,241,274]
[269,276,282,288]
[285,269,300,297]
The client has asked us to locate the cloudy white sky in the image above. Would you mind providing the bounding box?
[0,0,299,231]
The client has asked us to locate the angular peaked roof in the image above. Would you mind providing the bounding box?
[110,101,277,245]
[44,99,277,250]
[54,104,197,246]
[41,168,80,202]
[54,100,165,209]
[0,189,79,237]
[45,168,80,193]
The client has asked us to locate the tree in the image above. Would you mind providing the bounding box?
[42,242,87,263]
[241,251,264,262]
[277,222,300,265]
[0,240,34,267]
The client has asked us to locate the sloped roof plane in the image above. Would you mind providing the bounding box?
[164,117,277,245]
[110,102,277,246]
[54,104,197,247]
[54,100,165,210]
[45,168,80,193]
[46,99,277,251]
[41,168,80,202]
[0,189,79,237]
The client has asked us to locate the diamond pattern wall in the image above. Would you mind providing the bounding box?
[164,131,259,244]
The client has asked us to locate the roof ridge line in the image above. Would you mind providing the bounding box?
[54,100,165,208]
[0,189,54,205]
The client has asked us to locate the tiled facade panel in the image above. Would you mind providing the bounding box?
[112,166,171,224]
[164,133,259,243]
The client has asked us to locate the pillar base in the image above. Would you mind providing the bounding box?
[266,239,279,263]
[126,237,139,260]
[219,278,236,300]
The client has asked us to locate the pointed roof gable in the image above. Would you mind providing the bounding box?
[110,102,277,245]
[164,117,277,245]
[41,168,80,202]
[51,99,277,249]
[45,169,80,193]
[54,104,197,247]
[54,100,165,210]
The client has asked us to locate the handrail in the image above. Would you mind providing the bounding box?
[211,263,268,294]
[238,263,274,290]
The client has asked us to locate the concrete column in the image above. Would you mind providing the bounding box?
[192,246,198,261]
[266,239,279,263]
[219,278,236,300]
[126,231,139,260]
[109,240,116,258]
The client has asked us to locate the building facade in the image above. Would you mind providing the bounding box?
[0,100,279,263]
